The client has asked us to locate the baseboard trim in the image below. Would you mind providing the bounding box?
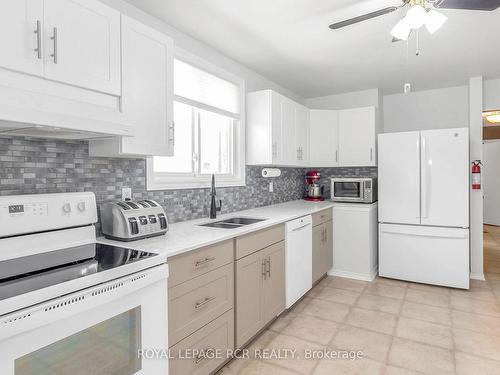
[328,267,378,282]
[470,272,485,281]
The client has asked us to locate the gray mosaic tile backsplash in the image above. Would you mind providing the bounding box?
[0,136,377,230]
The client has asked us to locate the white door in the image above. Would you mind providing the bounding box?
[379,223,469,289]
[44,0,121,95]
[309,110,339,167]
[295,104,309,165]
[120,16,174,156]
[378,131,421,225]
[420,128,469,227]
[281,97,296,165]
[0,0,44,76]
[338,107,376,167]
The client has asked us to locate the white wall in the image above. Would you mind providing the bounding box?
[485,78,500,110]
[383,85,469,133]
[101,0,304,104]
[305,89,380,110]
[483,141,500,226]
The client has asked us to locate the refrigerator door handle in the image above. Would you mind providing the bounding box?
[380,226,468,239]
[421,136,428,219]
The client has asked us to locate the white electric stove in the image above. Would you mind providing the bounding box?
[0,192,169,375]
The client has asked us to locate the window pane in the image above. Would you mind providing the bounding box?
[174,59,239,115]
[15,308,141,375]
[199,109,234,175]
[153,102,193,174]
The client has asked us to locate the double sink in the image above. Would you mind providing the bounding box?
[199,217,266,229]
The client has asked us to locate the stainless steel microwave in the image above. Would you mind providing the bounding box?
[330,177,377,203]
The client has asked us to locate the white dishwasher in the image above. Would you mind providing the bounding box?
[285,215,312,308]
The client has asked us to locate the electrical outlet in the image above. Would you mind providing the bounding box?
[269,182,274,193]
[122,187,132,201]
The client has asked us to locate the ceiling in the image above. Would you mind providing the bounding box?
[124,0,500,98]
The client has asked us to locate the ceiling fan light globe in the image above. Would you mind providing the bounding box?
[425,9,448,34]
[405,4,427,29]
[391,18,411,40]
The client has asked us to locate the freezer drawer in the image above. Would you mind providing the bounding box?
[379,224,469,289]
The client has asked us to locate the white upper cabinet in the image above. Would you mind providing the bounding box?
[337,106,377,167]
[43,0,121,95]
[309,110,339,167]
[247,90,309,167]
[0,0,44,76]
[89,15,174,157]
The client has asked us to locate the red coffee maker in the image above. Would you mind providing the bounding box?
[305,170,325,201]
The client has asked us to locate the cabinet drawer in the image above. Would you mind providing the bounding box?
[169,310,234,375]
[236,224,285,260]
[168,240,234,287]
[312,209,333,227]
[169,263,234,346]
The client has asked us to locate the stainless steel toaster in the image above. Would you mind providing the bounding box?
[100,199,168,241]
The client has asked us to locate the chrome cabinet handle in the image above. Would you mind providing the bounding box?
[50,27,58,64]
[266,257,271,278]
[194,256,216,268]
[335,150,339,163]
[34,20,42,59]
[168,121,175,146]
[370,147,373,161]
[194,296,215,310]
[262,260,267,280]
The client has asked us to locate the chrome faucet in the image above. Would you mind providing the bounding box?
[209,174,222,219]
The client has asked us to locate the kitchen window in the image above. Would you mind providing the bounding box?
[147,52,245,190]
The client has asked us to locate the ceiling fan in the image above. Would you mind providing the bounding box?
[329,0,500,40]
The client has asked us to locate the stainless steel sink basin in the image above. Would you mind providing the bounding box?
[199,217,266,229]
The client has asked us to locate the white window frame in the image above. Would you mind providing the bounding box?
[146,48,246,191]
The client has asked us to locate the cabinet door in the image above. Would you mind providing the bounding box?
[309,110,339,167]
[236,250,265,348]
[324,221,333,274]
[44,0,121,95]
[120,16,174,156]
[281,97,296,165]
[295,104,310,165]
[312,224,325,284]
[271,91,285,165]
[0,0,44,76]
[338,107,376,167]
[262,242,285,323]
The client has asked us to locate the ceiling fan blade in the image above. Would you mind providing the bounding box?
[434,0,500,11]
[329,6,399,30]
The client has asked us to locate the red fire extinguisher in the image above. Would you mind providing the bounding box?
[472,160,482,190]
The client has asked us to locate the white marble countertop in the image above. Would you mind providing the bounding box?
[97,200,336,259]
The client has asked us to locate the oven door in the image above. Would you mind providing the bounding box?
[0,264,168,375]
[331,179,364,202]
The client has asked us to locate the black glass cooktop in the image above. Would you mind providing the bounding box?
[0,243,158,302]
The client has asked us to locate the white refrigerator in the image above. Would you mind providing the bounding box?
[378,128,470,289]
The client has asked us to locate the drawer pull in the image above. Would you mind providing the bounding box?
[194,296,215,310]
[194,256,216,268]
[194,348,215,364]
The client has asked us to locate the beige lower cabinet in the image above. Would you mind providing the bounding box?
[312,211,333,284]
[169,310,234,375]
[236,241,285,348]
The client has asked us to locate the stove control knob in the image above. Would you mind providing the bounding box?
[77,201,86,212]
[62,203,72,213]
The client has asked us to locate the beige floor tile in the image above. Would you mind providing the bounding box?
[331,324,392,363]
[315,286,360,306]
[301,298,351,323]
[235,360,300,375]
[264,334,322,374]
[384,366,423,375]
[217,357,251,375]
[454,328,500,362]
[452,310,500,335]
[395,317,453,349]
[388,337,455,375]
[281,314,340,345]
[313,357,385,375]
[328,277,368,292]
[470,279,492,290]
[408,282,452,296]
[267,315,293,333]
[373,277,408,288]
[307,284,326,299]
[451,295,500,317]
[290,296,311,313]
[356,292,402,314]
[247,330,279,352]
[400,301,452,326]
[316,276,333,288]
[345,307,398,335]
[405,289,451,308]
[451,288,498,303]
[365,283,406,299]
[455,351,500,375]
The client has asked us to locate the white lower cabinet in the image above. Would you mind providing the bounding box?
[89,15,174,157]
